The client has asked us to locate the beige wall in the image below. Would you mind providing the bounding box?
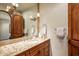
[40,3,68,56]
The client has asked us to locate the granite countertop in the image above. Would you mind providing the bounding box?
[0,36,49,56]
[0,36,30,47]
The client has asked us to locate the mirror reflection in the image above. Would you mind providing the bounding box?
[0,10,11,40]
[0,3,39,40]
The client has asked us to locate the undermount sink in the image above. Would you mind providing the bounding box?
[23,37,42,44]
[25,39,38,44]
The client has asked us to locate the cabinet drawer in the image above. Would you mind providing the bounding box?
[44,40,50,47]
[25,50,30,56]
[30,45,40,53]
[16,52,26,56]
[16,50,29,56]
[72,45,79,56]
[29,41,46,53]
[30,50,40,56]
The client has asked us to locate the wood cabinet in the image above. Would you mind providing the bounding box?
[68,3,79,56]
[10,14,25,39]
[16,50,30,56]
[16,39,50,56]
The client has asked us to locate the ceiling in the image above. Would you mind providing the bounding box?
[0,3,37,12]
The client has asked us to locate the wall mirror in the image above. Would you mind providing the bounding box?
[0,3,40,40]
[0,10,11,40]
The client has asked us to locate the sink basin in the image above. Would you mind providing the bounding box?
[24,39,38,44]
[23,37,42,44]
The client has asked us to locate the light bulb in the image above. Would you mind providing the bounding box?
[37,13,40,17]
[30,16,33,19]
[12,3,19,7]
[12,3,16,6]
[6,6,11,9]
[6,6,11,11]
[6,8,9,11]
[15,3,19,7]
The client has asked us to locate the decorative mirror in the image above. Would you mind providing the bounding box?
[0,10,11,40]
[0,3,40,40]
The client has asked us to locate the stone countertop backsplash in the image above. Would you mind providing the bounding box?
[0,36,49,56]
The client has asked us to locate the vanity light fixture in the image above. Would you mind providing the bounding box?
[30,16,36,21]
[37,12,40,17]
[30,3,40,37]
[30,3,40,21]
[37,3,40,18]
[6,5,11,11]
[5,3,19,12]
[30,13,40,21]
[12,3,19,7]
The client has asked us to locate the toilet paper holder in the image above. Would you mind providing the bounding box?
[54,27,66,39]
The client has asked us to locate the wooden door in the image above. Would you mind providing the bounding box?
[68,3,79,56]
[72,4,79,41]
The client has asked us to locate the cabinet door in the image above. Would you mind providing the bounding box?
[68,41,72,56]
[29,44,44,56]
[44,40,50,56]
[69,39,79,56]
[68,3,72,40]
[72,45,79,56]
[68,40,79,56]
[44,46,49,56]
[72,4,79,40]
[11,15,24,38]
[68,3,79,56]
[30,50,41,56]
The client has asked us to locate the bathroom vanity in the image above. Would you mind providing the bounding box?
[0,36,50,56]
[16,38,50,56]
